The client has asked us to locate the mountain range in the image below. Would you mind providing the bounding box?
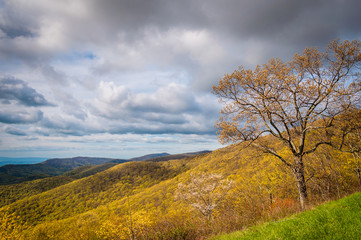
[0,151,209,185]
[0,157,48,167]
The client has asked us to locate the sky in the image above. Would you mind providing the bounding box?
[1,0,361,159]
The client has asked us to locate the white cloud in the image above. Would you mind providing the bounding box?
[92,81,217,135]
[98,81,129,105]
[94,81,199,117]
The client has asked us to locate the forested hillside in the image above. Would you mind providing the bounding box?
[0,152,203,185]
[1,140,360,239]
[0,162,126,208]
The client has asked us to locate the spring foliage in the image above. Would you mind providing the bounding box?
[176,173,232,220]
[213,39,361,208]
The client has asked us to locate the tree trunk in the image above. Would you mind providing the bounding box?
[356,168,361,189]
[293,157,308,209]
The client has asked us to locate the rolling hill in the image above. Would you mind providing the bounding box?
[0,144,359,239]
[0,162,127,208]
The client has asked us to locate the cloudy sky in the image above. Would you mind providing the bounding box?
[1,0,361,159]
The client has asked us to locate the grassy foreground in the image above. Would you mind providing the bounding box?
[213,192,361,240]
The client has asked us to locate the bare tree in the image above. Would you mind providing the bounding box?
[213,39,361,208]
[176,173,232,221]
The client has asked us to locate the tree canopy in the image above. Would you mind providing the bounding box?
[213,39,361,208]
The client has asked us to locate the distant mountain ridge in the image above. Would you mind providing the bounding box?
[148,150,211,162]
[0,157,48,167]
[130,152,170,161]
[0,151,210,185]
[41,156,126,169]
[0,157,128,185]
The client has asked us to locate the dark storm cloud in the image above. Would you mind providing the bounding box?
[0,77,54,107]
[86,0,207,40]
[2,0,361,71]
[0,25,34,39]
[86,0,361,47]
[2,126,27,136]
[2,1,361,48]
[0,2,36,39]
[198,0,361,42]
[0,109,43,124]
[85,0,361,90]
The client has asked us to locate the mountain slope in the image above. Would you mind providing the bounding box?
[0,175,74,208]
[0,160,186,226]
[0,163,65,185]
[41,156,125,169]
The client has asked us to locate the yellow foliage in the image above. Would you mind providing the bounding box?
[0,134,360,239]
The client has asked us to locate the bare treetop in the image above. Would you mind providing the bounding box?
[213,39,361,208]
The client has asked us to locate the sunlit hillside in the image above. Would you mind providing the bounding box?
[1,139,360,239]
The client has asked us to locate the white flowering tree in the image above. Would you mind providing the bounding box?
[176,173,232,221]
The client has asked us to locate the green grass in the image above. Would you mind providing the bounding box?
[213,192,361,240]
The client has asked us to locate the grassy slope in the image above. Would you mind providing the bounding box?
[213,192,361,240]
